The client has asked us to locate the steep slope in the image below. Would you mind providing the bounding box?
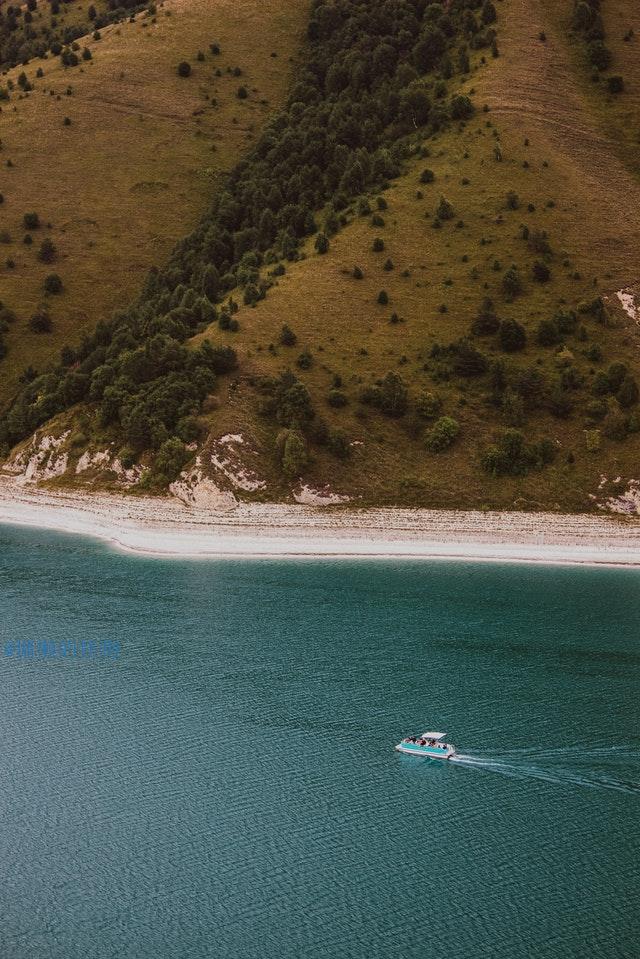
[0,0,306,402]
[3,0,640,515]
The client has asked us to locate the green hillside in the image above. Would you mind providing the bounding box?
[2,0,640,513]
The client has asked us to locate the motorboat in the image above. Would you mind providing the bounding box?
[395,731,456,760]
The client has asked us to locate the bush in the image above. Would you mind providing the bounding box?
[327,389,347,408]
[314,232,329,254]
[501,266,522,300]
[416,390,442,419]
[603,411,628,441]
[177,61,191,78]
[29,309,52,333]
[499,319,526,352]
[471,297,499,335]
[328,429,350,459]
[38,238,56,263]
[237,86,248,99]
[536,318,561,346]
[23,212,40,230]
[607,75,624,94]
[449,94,474,119]
[153,437,189,483]
[279,324,297,346]
[587,40,611,71]
[360,372,408,417]
[506,191,520,210]
[603,365,626,397]
[436,196,455,220]
[482,429,554,476]
[532,260,550,283]
[44,273,63,294]
[617,375,639,409]
[452,340,488,377]
[585,429,601,453]
[420,168,435,184]
[372,237,385,252]
[425,416,460,452]
[278,429,308,476]
[377,290,389,305]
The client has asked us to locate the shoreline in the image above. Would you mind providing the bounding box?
[1,476,640,567]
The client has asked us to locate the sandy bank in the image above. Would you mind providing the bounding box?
[1,477,640,566]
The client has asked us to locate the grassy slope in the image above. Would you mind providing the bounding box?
[0,0,306,403]
[189,0,640,511]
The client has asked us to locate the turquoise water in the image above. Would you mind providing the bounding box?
[0,525,639,958]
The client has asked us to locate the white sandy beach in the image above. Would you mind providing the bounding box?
[1,476,640,566]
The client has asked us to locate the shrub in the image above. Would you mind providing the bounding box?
[436,195,455,220]
[452,340,488,377]
[607,362,628,392]
[360,372,408,417]
[152,437,188,483]
[607,75,624,94]
[327,389,347,408]
[449,94,474,119]
[44,273,63,294]
[372,237,385,252]
[425,415,460,452]
[501,266,522,300]
[617,375,639,408]
[278,429,308,476]
[587,40,611,71]
[353,266,364,280]
[237,86,248,99]
[415,390,442,419]
[314,232,329,254]
[297,350,313,370]
[548,382,573,419]
[578,297,608,324]
[38,238,56,263]
[481,429,553,476]
[506,191,520,210]
[555,309,578,335]
[603,411,628,441]
[420,168,435,184]
[29,309,52,333]
[585,429,601,453]
[377,290,389,305]
[328,429,350,459]
[532,260,550,283]
[177,61,191,78]
[536,318,561,346]
[499,319,526,352]
[279,324,297,346]
[471,297,499,335]
[23,212,40,230]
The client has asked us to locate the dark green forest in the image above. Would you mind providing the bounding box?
[0,0,498,484]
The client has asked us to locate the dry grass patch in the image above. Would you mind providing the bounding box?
[0,0,306,403]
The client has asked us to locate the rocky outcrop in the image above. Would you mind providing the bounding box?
[3,431,71,484]
[170,460,237,510]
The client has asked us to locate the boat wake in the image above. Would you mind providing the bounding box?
[450,747,640,795]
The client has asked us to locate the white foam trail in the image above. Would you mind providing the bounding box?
[451,753,640,796]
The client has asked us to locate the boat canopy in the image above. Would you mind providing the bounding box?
[420,732,445,740]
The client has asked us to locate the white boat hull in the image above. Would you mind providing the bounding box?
[395,743,456,760]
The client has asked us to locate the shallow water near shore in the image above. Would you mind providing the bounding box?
[1,524,639,958]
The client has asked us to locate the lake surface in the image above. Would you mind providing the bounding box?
[0,524,639,959]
